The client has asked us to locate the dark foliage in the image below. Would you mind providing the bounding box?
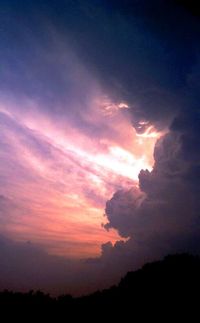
[1,253,200,320]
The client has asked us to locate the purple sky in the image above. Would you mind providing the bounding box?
[0,0,200,296]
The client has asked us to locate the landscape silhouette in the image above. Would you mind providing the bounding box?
[0,253,199,320]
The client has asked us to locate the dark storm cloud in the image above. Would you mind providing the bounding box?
[100,0,200,272]
[104,108,200,268]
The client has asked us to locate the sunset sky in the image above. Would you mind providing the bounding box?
[0,0,200,296]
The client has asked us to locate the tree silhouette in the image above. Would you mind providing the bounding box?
[0,253,200,320]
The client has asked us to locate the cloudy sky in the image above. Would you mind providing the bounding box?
[0,0,200,296]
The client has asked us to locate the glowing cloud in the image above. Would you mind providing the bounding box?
[0,92,159,259]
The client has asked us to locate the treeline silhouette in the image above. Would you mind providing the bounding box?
[1,253,200,319]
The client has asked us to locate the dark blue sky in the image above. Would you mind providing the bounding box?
[1,0,199,126]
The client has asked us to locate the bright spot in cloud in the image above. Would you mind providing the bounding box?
[136,125,161,138]
[93,146,151,180]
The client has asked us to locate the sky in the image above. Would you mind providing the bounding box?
[0,0,200,296]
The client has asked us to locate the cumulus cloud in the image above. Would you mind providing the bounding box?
[104,108,200,271]
[104,187,145,238]
[99,1,200,273]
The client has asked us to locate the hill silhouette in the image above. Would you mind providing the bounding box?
[1,253,200,320]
